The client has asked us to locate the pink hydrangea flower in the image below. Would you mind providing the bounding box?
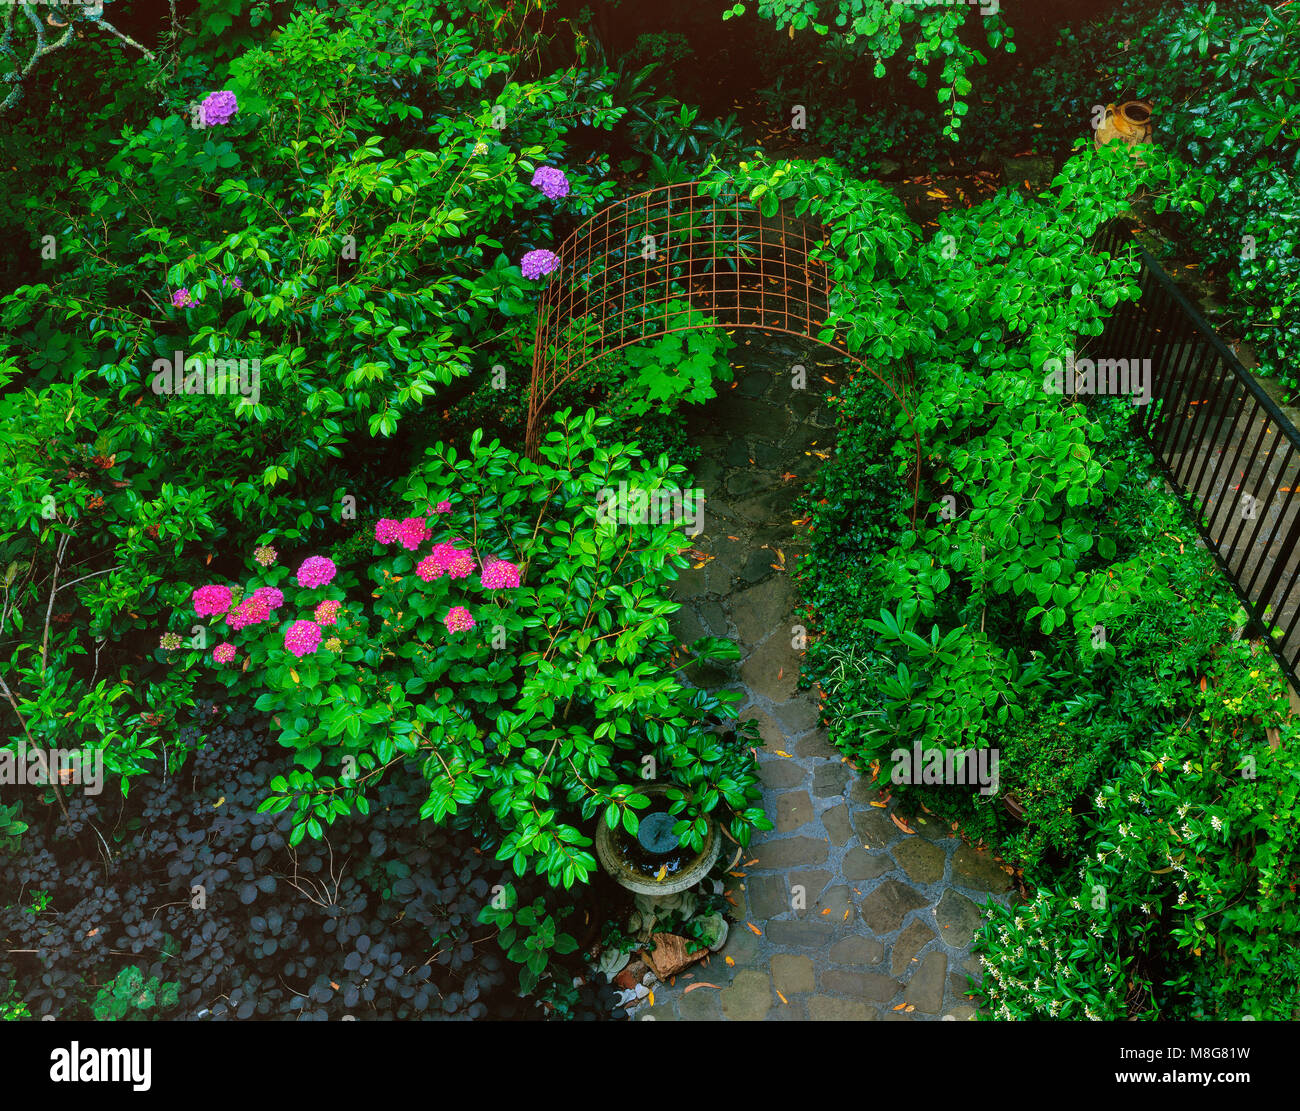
[395,517,430,550]
[429,541,475,580]
[374,518,400,544]
[416,554,443,583]
[444,606,475,633]
[314,599,342,626]
[296,556,337,588]
[212,643,237,664]
[227,597,271,631]
[251,586,284,609]
[192,584,233,617]
[253,545,277,567]
[481,558,521,590]
[284,620,322,657]
[434,500,451,514]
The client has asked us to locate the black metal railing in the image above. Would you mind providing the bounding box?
[1088,221,1300,691]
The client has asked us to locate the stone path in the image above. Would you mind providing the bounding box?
[636,335,1015,1021]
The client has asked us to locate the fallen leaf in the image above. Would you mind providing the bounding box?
[893,1003,907,1011]
[746,923,762,936]
[905,1004,915,1012]
[891,814,916,834]
[776,990,788,1004]
[869,800,887,808]
[655,864,668,881]
[648,990,655,1006]
[683,982,721,993]
[725,956,735,967]
[843,908,851,921]
[820,908,831,916]
[774,750,793,758]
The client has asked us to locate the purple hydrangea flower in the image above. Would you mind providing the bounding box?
[171,287,195,308]
[200,90,239,128]
[531,167,570,200]
[521,249,560,280]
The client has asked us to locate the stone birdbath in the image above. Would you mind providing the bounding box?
[595,783,721,898]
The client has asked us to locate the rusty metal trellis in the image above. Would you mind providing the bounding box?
[525,181,920,520]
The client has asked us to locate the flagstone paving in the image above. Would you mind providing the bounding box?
[632,335,1015,1021]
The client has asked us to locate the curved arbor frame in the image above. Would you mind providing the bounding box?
[525,180,920,520]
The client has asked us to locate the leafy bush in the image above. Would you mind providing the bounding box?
[1105,0,1300,393]
[0,0,637,794]
[724,0,1016,141]
[976,641,1300,1020]
[176,411,768,889]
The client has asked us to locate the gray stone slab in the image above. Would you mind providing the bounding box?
[892,837,946,884]
[935,888,985,948]
[905,952,947,1014]
[771,954,815,995]
[829,935,885,967]
[820,969,902,1003]
[843,846,893,881]
[754,835,829,870]
[859,879,928,934]
[721,970,772,1021]
[891,919,936,977]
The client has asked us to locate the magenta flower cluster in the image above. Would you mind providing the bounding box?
[200,90,239,128]
[481,558,522,590]
[227,597,271,631]
[296,556,337,588]
[444,606,475,633]
[284,619,322,658]
[192,584,232,617]
[520,249,560,280]
[531,167,570,199]
[374,517,431,550]
[187,548,342,663]
[171,287,196,308]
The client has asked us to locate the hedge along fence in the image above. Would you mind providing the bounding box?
[1088,219,1300,696]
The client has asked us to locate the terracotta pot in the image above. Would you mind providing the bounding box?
[1094,101,1155,165]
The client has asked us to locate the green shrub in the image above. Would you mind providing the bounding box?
[179,410,769,888]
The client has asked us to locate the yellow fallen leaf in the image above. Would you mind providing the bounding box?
[746,923,762,936]
[725,956,735,966]
[843,908,851,921]
[893,1003,907,1011]
[655,864,668,881]
[648,990,655,1006]
[869,800,887,808]
[774,750,793,758]
[905,1005,915,1012]
[214,796,225,808]
[776,990,788,1004]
